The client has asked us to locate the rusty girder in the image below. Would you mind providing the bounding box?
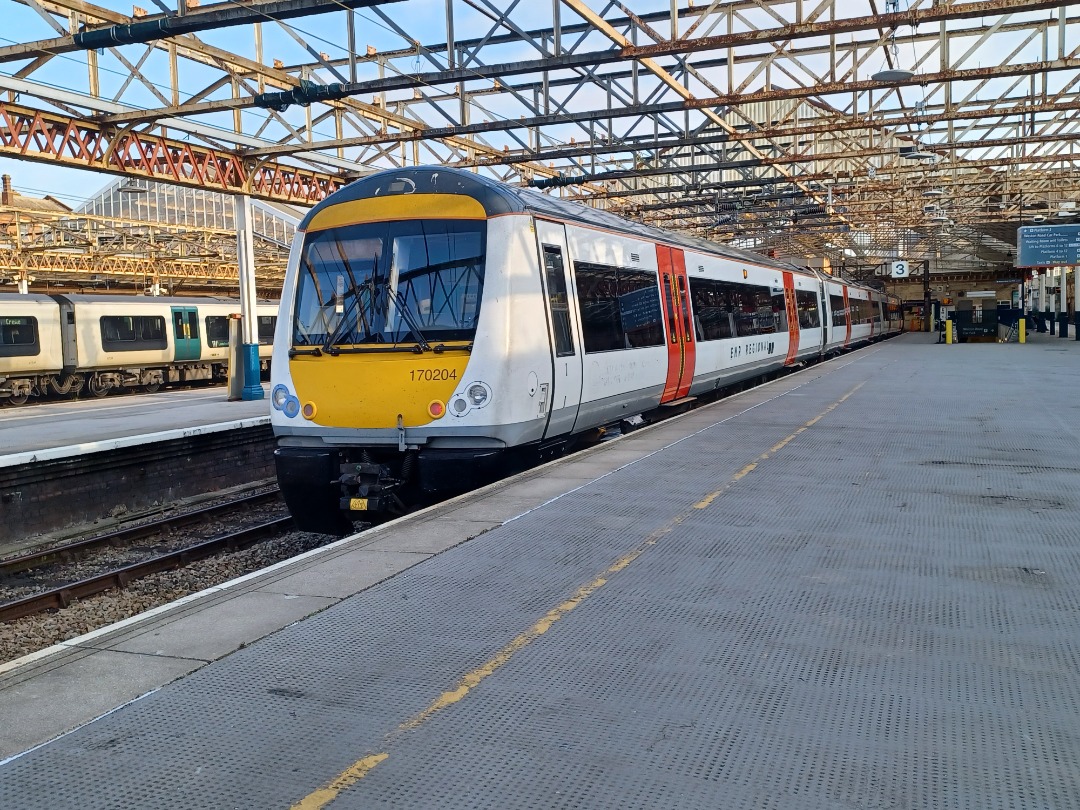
[0,102,343,205]
[0,248,286,281]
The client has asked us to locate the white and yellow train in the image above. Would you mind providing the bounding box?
[270,168,901,534]
[0,294,277,403]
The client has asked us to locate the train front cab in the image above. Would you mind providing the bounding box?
[270,184,501,535]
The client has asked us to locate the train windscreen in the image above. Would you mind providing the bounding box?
[292,219,485,349]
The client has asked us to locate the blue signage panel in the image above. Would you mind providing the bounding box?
[1017,224,1080,267]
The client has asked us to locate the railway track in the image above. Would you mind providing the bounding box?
[0,489,292,623]
[0,488,282,575]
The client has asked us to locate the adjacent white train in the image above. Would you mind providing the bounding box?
[269,168,902,534]
[0,294,277,404]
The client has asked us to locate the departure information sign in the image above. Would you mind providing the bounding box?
[1017,224,1080,267]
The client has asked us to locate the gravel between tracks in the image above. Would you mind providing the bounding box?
[0,529,337,665]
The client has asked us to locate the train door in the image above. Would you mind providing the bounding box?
[818,280,829,350]
[841,287,852,347]
[171,306,201,361]
[534,220,584,439]
[656,245,696,402]
[782,271,800,365]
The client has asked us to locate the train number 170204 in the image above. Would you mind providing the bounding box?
[410,368,458,382]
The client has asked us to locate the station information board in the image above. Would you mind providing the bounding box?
[1017,224,1080,267]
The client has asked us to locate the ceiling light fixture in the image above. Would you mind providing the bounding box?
[902,146,936,160]
[872,1,915,82]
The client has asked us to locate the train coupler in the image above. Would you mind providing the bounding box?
[338,462,404,515]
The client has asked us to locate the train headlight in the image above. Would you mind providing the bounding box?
[467,382,491,408]
[272,384,291,410]
[283,396,300,418]
[301,401,317,419]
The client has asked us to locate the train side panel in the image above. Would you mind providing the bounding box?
[847,286,874,346]
[564,223,669,433]
[682,251,789,397]
[0,295,63,378]
[62,297,175,370]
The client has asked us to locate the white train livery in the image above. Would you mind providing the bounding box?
[269,168,901,534]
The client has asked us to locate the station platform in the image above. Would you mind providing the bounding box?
[0,388,269,466]
[2,332,1079,809]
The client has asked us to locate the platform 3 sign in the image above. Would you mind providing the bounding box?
[1017,224,1080,267]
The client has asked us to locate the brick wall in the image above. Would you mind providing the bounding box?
[0,426,276,546]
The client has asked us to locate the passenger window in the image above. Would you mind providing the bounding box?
[205,316,230,348]
[258,316,277,345]
[0,316,40,358]
[676,275,692,342]
[795,290,820,329]
[574,261,663,353]
[542,245,575,357]
[101,316,167,351]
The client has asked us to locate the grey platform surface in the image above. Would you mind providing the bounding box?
[0,387,269,462]
[2,333,1080,809]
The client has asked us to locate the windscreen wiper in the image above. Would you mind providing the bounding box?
[320,295,361,356]
[321,278,384,355]
[386,286,432,353]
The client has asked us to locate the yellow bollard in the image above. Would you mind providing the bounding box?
[1019,319,1026,344]
[945,319,953,344]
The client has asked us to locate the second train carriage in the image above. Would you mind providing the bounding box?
[270,168,901,534]
[0,293,278,403]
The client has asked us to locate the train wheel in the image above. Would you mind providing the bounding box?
[6,392,28,406]
[88,376,110,398]
[143,382,161,394]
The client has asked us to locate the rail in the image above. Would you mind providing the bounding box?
[0,488,281,574]
[0,516,292,622]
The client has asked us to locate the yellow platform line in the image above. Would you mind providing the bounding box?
[290,379,867,809]
[291,754,388,810]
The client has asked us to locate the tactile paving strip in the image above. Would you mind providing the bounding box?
[3,336,1080,809]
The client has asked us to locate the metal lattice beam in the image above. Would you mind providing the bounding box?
[0,0,1076,279]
